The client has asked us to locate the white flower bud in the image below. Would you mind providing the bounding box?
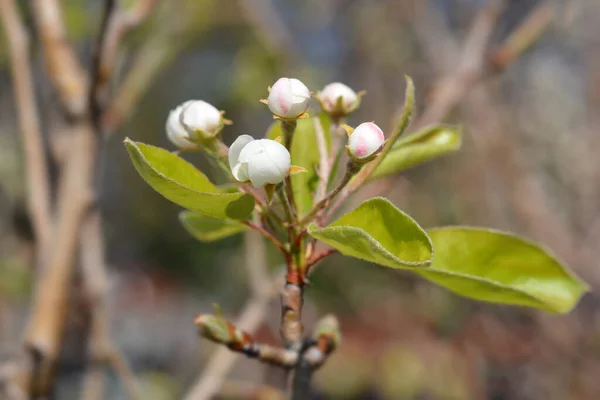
[347,122,385,159]
[166,100,193,148]
[318,82,358,115]
[166,100,223,148]
[267,77,311,119]
[229,135,291,188]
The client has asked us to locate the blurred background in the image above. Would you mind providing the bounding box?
[1,0,600,398]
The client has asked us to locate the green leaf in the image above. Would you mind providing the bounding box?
[415,227,588,314]
[308,197,433,268]
[371,125,462,180]
[266,114,331,216]
[124,139,254,220]
[179,211,246,242]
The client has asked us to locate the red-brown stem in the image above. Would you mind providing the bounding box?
[306,248,338,273]
[243,221,288,257]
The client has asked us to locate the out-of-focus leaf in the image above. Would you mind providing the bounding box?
[371,125,461,180]
[415,227,588,314]
[308,197,433,269]
[179,211,246,242]
[266,114,331,216]
[124,139,254,220]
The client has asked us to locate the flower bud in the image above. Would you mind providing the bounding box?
[347,122,385,160]
[267,77,311,119]
[166,100,225,148]
[229,135,291,188]
[317,82,359,116]
[195,314,233,344]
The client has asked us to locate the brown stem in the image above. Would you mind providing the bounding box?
[280,274,304,350]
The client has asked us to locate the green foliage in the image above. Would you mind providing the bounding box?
[266,114,331,216]
[308,197,433,268]
[371,125,462,180]
[124,139,254,220]
[415,227,588,314]
[179,210,246,242]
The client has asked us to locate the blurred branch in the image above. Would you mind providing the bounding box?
[102,4,189,135]
[32,0,87,115]
[489,2,554,70]
[218,381,285,400]
[238,0,297,58]
[416,1,504,127]
[90,0,158,131]
[416,0,554,128]
[24,127,96,393]
[80,210,139,400]
[0,0,52,258]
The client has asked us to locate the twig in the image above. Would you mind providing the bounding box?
[415,0,505,128]
[90,0,158,132]
[183,276,282,400]
[306,248,338,273]
[184,216,280,400]
[89,0,117,131]
[489,2,554,70]
[195,314,298,368]
[0,0,53,260]
[243,220,288,257]
[32,0,87,115]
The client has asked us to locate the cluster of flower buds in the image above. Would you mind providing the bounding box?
[165,77,386,187]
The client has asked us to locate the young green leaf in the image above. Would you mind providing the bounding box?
[124,139,254,220]
[308,197,433,268]
[416,227,588,314]
[266,114,331,216]
[370,125,462,180]
[179,211,246,242]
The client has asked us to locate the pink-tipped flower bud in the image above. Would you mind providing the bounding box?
[347,122,385,160]
[318,82,359,116]
[267,77,311,119]
[166,100,225,148]
[228,135,291,188]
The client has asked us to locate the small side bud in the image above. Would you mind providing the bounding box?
[317,82,364,118]
[314,314,341,348]
[346,122,385,162]
[194,314,234,344]
[266,77,311,119]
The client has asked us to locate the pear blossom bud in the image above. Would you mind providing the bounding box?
[347,122,385,160]
[318,82,359,116]
[267,77,311,119]
[229,135,291,188]
[166,100,224,148]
